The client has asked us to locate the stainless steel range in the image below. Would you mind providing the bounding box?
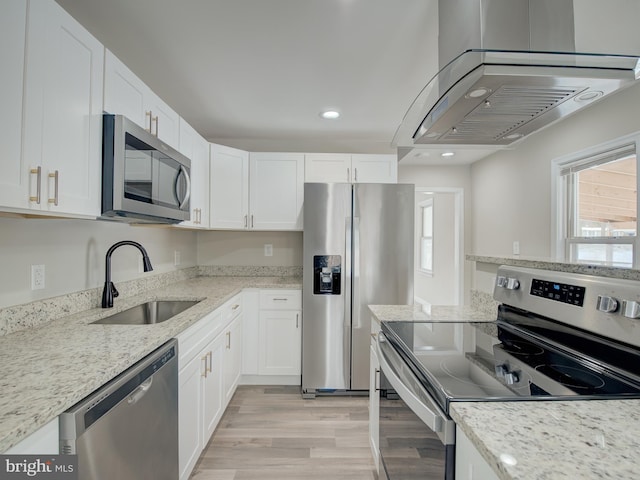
[377,266,640,480]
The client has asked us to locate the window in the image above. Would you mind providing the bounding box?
[558,142,638,268]
[420,199,433,273]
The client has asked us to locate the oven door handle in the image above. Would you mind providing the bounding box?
[378,333,455,445]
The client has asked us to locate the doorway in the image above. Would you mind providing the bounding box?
[414,187,464,306]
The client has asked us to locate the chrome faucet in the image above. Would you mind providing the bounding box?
[102,241,153,308]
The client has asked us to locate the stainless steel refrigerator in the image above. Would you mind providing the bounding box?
[302,183,414,396]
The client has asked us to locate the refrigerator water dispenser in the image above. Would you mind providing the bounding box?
[313,255,341,294]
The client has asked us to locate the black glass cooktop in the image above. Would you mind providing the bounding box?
[381,305,640,413]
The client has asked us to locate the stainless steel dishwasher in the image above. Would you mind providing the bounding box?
[59,339,178,480]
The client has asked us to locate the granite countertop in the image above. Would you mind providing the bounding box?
[451,400,640,480]
[369,304,496,323]
[466,254,640,281]
[0,275,301,452]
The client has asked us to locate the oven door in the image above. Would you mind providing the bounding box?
[378,332,455,480]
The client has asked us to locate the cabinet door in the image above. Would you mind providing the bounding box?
[249,153,304,230]
[210,144,249,229]
[0,0,29,210]
[104,50,147,129]
[178,118,210,228]
[455,426,499,480]
[23,0,104,216]
[202,333,225,443]
[304,153,351,183]
[351,154,397,183]
[178,353,204,480]
[258,310,301,375]
[369,344,380,468]
[148,91,180,150]
[223,315,243,405]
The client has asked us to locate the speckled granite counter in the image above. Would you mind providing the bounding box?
[369,304,499,340]
[451,400,640,480]
[467,254,640,281]
[0,275,301,452]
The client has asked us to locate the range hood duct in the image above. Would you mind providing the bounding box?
[394,0,640,148]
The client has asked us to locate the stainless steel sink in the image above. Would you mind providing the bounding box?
[92,300,201,325]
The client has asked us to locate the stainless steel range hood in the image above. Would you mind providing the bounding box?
[393,0,640,151]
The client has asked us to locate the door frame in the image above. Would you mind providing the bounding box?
[414,187,465,306]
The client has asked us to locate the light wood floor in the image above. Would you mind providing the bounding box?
[190,385,378,480]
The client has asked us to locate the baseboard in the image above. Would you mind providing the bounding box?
[240,374,301,386]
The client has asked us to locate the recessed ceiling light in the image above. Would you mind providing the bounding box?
[413,152,431,157]
[575,91,603,102]
[320,110,340,119]
[503,133,523,140]
[441,152,455,157]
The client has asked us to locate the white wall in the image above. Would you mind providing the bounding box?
[470,82,640,258]
[398,164,472,304]
[197,231,303,267]
[0,217,197,308]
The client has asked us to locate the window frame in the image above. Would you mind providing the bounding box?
[418,197,434,276]
[552,133,640,269]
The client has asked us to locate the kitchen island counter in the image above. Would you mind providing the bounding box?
[451,399,639,480]
[0,275,301,452]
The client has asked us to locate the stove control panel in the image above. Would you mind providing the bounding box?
[530,278,586,307]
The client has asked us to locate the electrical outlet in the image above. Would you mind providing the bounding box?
[513,241,520,255]
[31,264,45,290]
[174,250,181,266]
[264,244,273,257]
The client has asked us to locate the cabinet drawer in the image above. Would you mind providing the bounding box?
[221,293,243,324]
[177,309,223,365]
[259,290,301,310]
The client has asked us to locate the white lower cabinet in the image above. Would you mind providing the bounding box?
[178,301,241,480]
[369,319,381,470]
[242,289,302,384]
[455,425,499,480]
[223,314,243,405]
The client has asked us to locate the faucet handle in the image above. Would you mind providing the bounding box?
[111,283,119,298]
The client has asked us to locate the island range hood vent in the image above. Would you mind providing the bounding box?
[394,0,640,148]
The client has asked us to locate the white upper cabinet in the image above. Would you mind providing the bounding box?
[210,144,250,229]
[304,154,352,183]
[0,0,28,210]
[210,149,303,231]
[304,153,397,184]
[178,118,210,228]
[249,153,304,230]
[18,0,104,217]
[104,50,180,150]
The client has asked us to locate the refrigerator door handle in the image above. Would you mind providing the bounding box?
[345,215,352,330]
[352,216,361,329]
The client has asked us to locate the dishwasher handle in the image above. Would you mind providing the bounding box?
[377,333,455,445]
[127,377,153,405]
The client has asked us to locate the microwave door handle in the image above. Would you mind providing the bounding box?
[176,165,191,209]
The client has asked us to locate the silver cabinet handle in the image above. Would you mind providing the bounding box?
[226,331,231,349]
[296,313,299,328]
[347,167,350,182]
[232,304,240,310]
[201,354,208,377]
[244,215,248,228]
[251,215,254,228]
[208,351,212,373]
[48,170,59,206]
[29,166,41,204]
[145,111,152,133]
[354,167,358,182]
[375,368,381,392]
[153,115,159,137]
[273,298,288,301]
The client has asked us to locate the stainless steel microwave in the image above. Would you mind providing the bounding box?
[102,114,191,224]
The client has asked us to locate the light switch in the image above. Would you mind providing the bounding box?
[264,244,273,257]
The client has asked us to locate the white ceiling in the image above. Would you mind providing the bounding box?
[57,0,481,162]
